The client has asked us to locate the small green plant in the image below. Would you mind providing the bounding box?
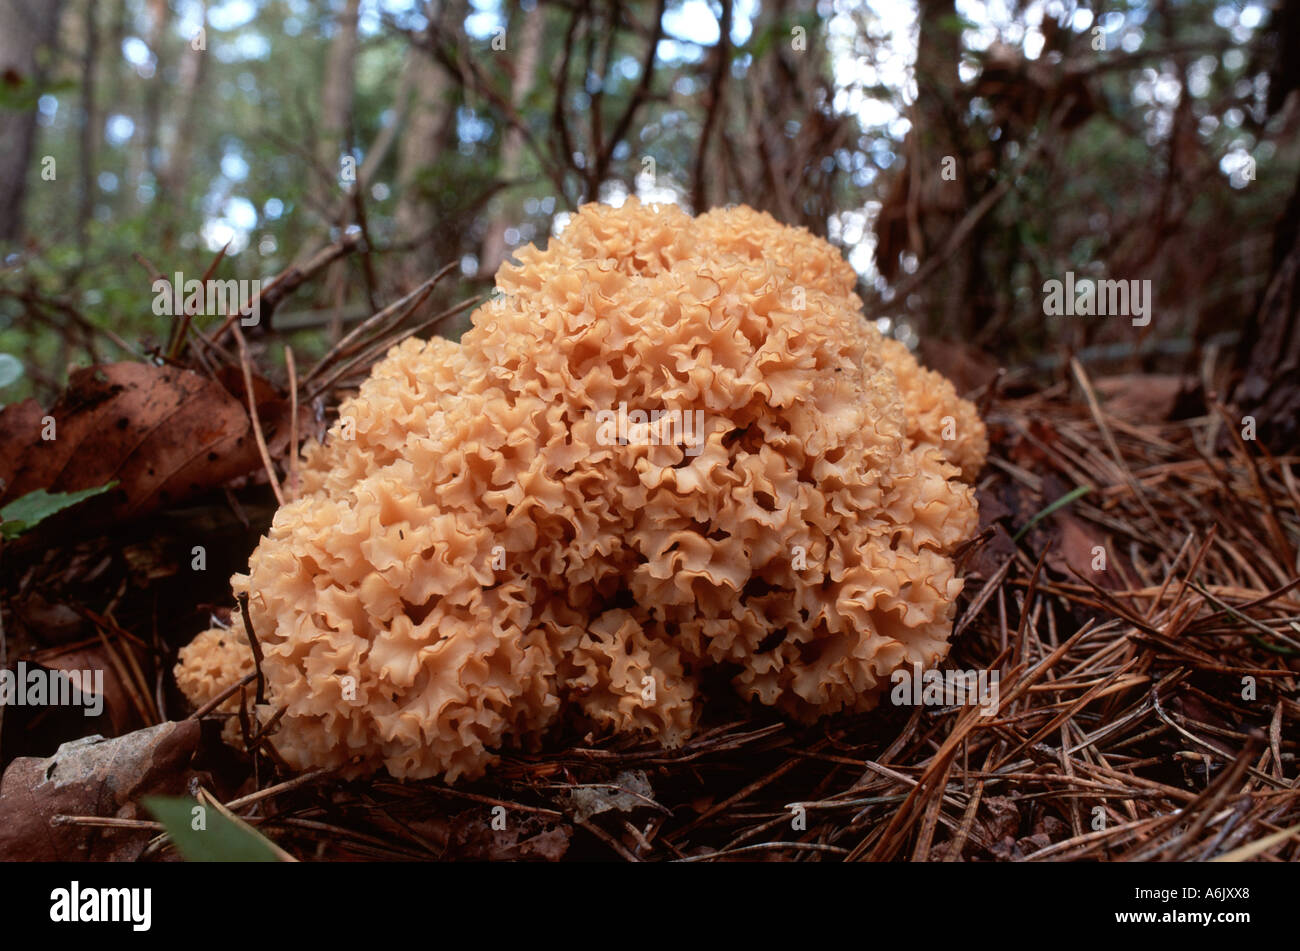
[0,482,118,540]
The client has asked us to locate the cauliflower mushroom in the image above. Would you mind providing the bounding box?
[175,199,987,781]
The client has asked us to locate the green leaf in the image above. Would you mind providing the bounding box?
[0,482,118,540]
[143,796,283,862]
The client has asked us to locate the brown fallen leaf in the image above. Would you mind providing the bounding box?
[562,769,665,821]
[9,593,85,645]
[0,363,263,520]
[0,719,202,861]
[0,398,44,493]
[1047,514,1123,590]
[213,364,311,458]
[28,645,139,737]
[0,651,139,766]
[1094,374,1192,424]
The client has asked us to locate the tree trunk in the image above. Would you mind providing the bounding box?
[158,1,208,242]
[1232,0,1300,449]
[1233,166,1300,450]
[690,0,732,214]
[128,0,167,199]
[480,0,545,278]
[0,0,66,244]
[908,0,970,335]
[395,0,464,289]
[314,0,362,341]
[315,0,361,215]
[76,0,99,250]
[727,0,846,235]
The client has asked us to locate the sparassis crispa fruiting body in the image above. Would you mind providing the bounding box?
[175,199,987,781]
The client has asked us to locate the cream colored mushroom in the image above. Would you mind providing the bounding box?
[175,199,986,781]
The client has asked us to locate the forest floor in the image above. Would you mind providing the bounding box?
[0,336,1297,862]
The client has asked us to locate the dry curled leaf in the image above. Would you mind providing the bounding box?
[0,719,202,861]
[0,363,263,521]
[563,770,664,821]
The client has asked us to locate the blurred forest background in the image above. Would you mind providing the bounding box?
[3,1,1300,862]
[0,0,1297,433]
